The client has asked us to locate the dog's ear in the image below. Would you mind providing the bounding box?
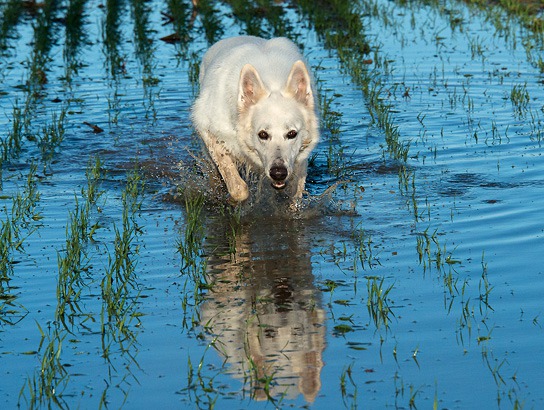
[238,64,267,111]
[284,60,313,108]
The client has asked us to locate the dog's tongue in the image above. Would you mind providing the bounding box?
[271,181,286,189]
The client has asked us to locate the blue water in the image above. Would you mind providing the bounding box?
[1,0,543,408]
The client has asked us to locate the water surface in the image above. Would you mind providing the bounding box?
[1,0,543,408]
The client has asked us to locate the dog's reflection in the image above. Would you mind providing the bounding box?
[199,217,326,402]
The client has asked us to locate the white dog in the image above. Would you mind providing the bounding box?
[192,36,319,203]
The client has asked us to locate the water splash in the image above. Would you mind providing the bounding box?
[166,154,346,220]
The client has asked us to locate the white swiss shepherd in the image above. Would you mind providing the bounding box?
[192,36,319,203]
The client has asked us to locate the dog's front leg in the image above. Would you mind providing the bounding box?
[293,160,308,199]
[204,134,249,202]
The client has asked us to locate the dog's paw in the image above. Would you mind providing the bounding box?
[228,183,249,203]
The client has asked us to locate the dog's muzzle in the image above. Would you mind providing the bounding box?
[269,165,288,189]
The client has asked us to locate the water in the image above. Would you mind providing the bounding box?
[1,0,543,408]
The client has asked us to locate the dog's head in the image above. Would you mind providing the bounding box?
[237,61,317,190]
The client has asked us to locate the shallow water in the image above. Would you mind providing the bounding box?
[1,0,543,408]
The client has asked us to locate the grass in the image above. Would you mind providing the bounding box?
[27,0,60,102]
[352,227,379,272]
[0,164,41,278]
[164,0,194,57]
[55,196,92,331]
[176,191,210,329]
[1,104,25,162]
[184,340,223,408]
[99,169,145,404]
[223,0,293,38]
[0,0,24,52]
[510,82,530,117]
[366,276,395,331]
[18,157,103,406]
[0,164,41,329]
[101,170,144,322]
[0,282,28,326]
[53,158,104,331]
[16,159,146,408]
[178,193,206,273]
[102,0,126,78]
[339,363,358,409]
[20,324,70,409]
[478,252,494,316]
[38,108,68,167]
[466,0,544,39]
[318,90,353,178]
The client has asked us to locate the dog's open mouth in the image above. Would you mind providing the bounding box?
[269,165,288,190]
[271,180,286,189]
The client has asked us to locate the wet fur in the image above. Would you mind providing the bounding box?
[191,36,319,203]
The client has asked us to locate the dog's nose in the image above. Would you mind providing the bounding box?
[270,166,288,181]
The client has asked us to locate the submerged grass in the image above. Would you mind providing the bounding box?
[2,104,25,162]
[64,0,88,81]
[0,163,41,329]
[510,82,530,117]
[223,0,293,38]
[98,168,145,407]
[17,159,147,408]
[55,157,104,331]
[19,157,104,406]
[27,0,60,100]
[339,363,358,408]
[38,108,68,167]
[176,192,209,330]
[192,0,224,45]
[0,164,41,278]
[0,0,23,53]
[165,0,194,57]
[102,0,126,78]
[184,338,224,408]
[20,324,70,409]
[55,197,92,331]
[366,276,395,331]
[100,169,144,341]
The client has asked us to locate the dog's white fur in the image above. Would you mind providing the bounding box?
[192,36,319,203]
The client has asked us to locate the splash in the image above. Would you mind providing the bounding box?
[168,154,345,220]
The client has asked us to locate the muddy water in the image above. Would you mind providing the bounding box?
[1,0,543,408]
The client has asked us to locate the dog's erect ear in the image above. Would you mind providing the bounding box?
[238,64,267,111]
[284,60,313,108]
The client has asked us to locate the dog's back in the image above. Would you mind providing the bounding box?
[199,36,303,90]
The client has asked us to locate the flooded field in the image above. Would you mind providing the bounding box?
[1,0,543,408]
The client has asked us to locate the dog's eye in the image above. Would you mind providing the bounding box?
[258,130,270,140]
[286,130,298,139]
